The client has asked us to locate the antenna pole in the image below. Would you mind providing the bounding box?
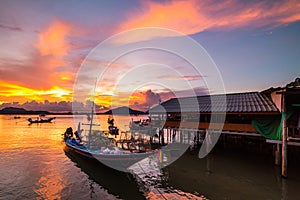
[87,79,98,149]
[87,101,95,149]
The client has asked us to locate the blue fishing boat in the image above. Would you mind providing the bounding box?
[63,102,156,171]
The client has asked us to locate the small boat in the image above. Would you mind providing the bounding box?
[14,116,21,119]
[63,103,156,172]
[28,117,56,124]
[130,117,152,129]
[129,117,154,136]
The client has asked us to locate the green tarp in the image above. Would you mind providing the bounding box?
[252,112,292,140]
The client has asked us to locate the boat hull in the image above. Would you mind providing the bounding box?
[64,140,156,172]
[28,117,56,124]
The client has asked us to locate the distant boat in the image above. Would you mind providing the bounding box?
[129,117,153,134]
[28,117,56,124]
[130,117,151,128]
[14,116,21,119]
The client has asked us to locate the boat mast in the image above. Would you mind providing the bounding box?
[87,101,95,149]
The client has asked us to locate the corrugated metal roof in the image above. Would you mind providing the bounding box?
[150,92,279,113]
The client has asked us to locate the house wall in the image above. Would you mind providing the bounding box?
[270,91,282,112]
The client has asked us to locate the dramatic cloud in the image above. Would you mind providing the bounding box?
[1,1,299,110]
[129,89,161,111]
[0,20,78,100]
[119,0,300,37]
[0,99,109,113]
[35,20,71,58]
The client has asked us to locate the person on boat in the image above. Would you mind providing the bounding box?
[107,116,114,126]
[74,129,83,142]
[64,127,73,140]
[71,138,82,146]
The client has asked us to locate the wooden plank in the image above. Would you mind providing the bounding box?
[288,136,300,141]
[287,141,300,147]
[161,121,257,133]
[267,139,300,147]
[221,131,261,137]
[266,139,282,144]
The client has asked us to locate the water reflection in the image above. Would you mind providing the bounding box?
[161,148,296,200]
[1,115,300,199]
[64,147,145,200]
[129,152,204,200]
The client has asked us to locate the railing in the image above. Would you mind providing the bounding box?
[288,126,300,139]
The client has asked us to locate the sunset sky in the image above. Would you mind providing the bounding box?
[0,0,299,111]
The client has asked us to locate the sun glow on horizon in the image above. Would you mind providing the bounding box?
[0,81,72,103]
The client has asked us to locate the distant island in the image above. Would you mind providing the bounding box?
[103,106,147,115]
[0,106,147,115]
[0,107,50,115]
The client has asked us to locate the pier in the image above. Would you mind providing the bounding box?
[148,87,300,178]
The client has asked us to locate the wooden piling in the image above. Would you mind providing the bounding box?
[161,129,165,145]
[275,143,281,166]
[167,128,169,143]
[158,129,161,145]
[281,94,287,178]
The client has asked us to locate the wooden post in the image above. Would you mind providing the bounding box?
[281,93,287,178]
[275,143,281,166]
[158,129,161,145]
[172,129,176,140]
[167,128,169,143]
[161,129,165,146]
[180,130,183,143]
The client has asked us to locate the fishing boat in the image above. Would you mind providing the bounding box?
[28,117,56,124]
[63,103,156,172]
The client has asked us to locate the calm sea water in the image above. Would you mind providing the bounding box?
[0,114,299,199]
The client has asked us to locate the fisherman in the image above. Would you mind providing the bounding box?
[107,116,114,126]
[74,129,83,142]
[64,127,73,140]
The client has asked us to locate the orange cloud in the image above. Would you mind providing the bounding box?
[120,1,202,34]
[0,20,76,103]
[128,89,161,111]
[35,20,71,57]
[119,0,300,36]
[0,81,72,103]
